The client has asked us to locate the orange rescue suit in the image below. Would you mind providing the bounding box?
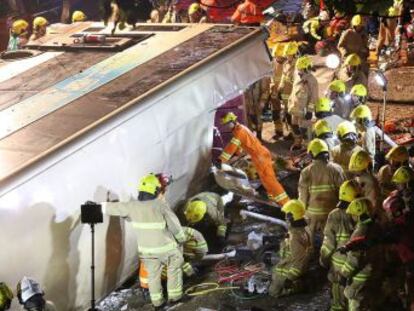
[219,123,289,205]
[231,0,265,25]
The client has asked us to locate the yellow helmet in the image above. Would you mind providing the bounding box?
[307,138,329,158]
[336,121,357,139]
[346,198,371,217]
[138,174,161,195]
[344,53,361,67]
[339,180,360,203]
[388,6,398,17]
[221,112,237,125]
[350,84,368,97]
[351,15,363,27]
[272,43,285,58]
[349,149,371,172]
[33,16,48,28]
[72,10,87,23]
[315,97,332,113]
[313,119,332,137]
[0,283,13,310]
[350,105,372,120]
[283,41,299,57]
[385,145,409,163]
[329,80,346,93]
[296,55,313,70]
[12,19,29,35]
[281,199,306,221]
[392,166,414,184]
[184,200,207,223]
[188,3,201,15]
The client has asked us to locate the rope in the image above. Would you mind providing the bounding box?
[185,282,239,296]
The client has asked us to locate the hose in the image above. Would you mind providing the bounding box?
[240,210,288,230]
[185,282,239,296]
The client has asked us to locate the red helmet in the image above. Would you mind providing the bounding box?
[383,191,406,223]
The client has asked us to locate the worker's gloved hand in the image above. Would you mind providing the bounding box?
[339,276,348,287]
[304,111,313,120]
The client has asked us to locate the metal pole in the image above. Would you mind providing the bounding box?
[90,223,96,311]
[381,90,387,152]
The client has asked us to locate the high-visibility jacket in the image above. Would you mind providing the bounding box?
[322,114,346,134]
[337,29,369,60]
[185,192,227,238]
[357,124,376,162]
[377,164,396,197]
[231,0,265,25]
[320,208,355,282]
[332,96,353,120]
[139,227,208,288]
[104,198,185,257]
[279,60,295,104]
[298,159,345,217]
[331,143,363,179]
[303,17,323,41]
[288,72,319,119]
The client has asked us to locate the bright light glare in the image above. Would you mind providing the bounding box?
[375,73,386,87]
[325,54,340,69]
[344,94,351,102]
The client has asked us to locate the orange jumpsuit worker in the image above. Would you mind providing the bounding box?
[231,0,265,26]
[218,112,289,205]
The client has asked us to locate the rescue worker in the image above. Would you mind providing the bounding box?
[327,80,352,120]
[376,7,399,56]
[298,139,345,245]
[188,3,208,23]
[337,15,369,72]
[7,19,29,51]
[271,43,286,139]
[350,84,368,108]
[313,119,339,150]
[314,96,346,131]
[349,149,386,225]
[320,180,360,311]
[72,10,87,23]
[339,198,383,311]
[277,41,299,140]
[350,105,376,162]
[378,146,409,197]
[231,0,265,26]
[0,283,13,311]
[29,17,48,42]
[17,277,56,311]
[180,191,228,248]
[103,174,186,309]
[269,199,312,297]
[302,10,330,53]
[288,55,319,150]
[331,121,363,179]
[244,77,271,140]
[338,54,368,91]
[139,226,208,289]
[218,112,289,205]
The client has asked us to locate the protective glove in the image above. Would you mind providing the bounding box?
[304,111,313,120]
[339,276,348,287]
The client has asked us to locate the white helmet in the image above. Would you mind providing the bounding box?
[17,277,43,303]
[319,10,330,21]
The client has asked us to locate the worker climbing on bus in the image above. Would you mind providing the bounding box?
[179,191,228,251]
[103,174,186,310]
[29,17,49,42]
[299,139,345,246]
[327,80,352,120]
[312,119,339,150]
[16,277,57,311]
[0,282,13,311]
[269,199,312,297]
[271,43,286,140]
[378,146,409,197]
[350,104,376,162]
[338,53,368,91]
[302,10,331,53]
[218,112,289,205]
[314,96,346,132]
[320,180,360,311]
[72,10,87,23]
[288,55,319,150]
[277,41,299,140]
[331,121,363,179]
[7,19,29,51]
[350,84,368,108]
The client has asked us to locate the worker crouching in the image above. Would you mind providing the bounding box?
[269,200,312,297]
[30,17,48,42]
[103,174,186,310]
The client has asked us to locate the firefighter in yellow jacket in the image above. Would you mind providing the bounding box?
[313,119,339,150]
[320,180,360,311]
[104,174,185,309]
[350,84,368,108]
[180,191,228,249]
[331,121,363,179]
[299,139,346,244]
[271,43,286,139]
[288,55,319,149]
[339,198,384,311]
[338,53,368,91]
[378,145,409,197]
[350,105,376,162]
[269,199,312,297]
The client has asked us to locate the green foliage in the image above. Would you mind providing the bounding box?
[324,0,394,15]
